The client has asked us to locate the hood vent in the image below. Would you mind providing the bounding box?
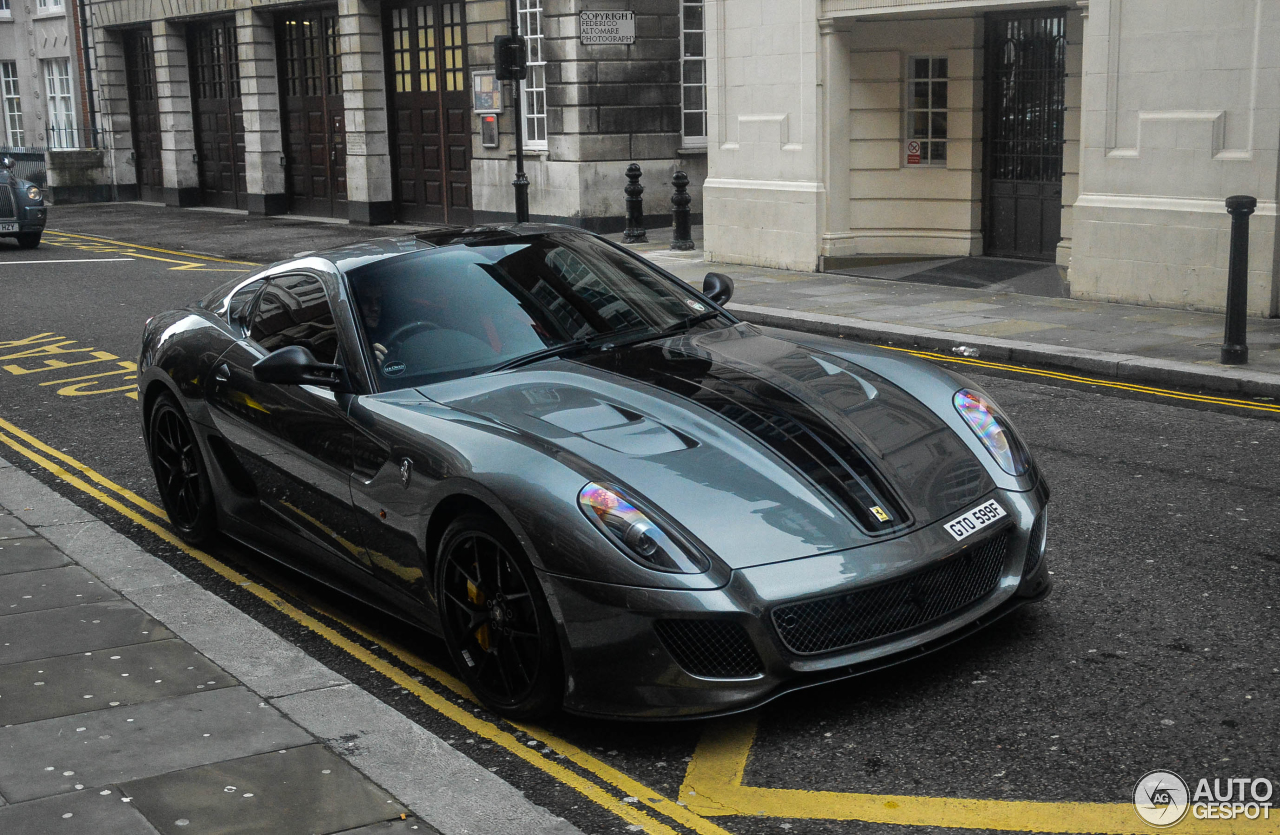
[586,346,908,533]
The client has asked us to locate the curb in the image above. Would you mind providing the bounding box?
[728,303,1280,401]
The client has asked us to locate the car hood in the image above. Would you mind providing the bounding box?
[417,324,993,569]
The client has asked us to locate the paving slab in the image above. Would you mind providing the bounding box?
[40,520,190,593]
[0,783,161,834]
[335,819,438,834]
[0,599,174,665]
[0,514,32,540]
[274,684,580,835]
[135,579,349,699]
[0,466,97,528]
[0,535,70,574]
[0,686,313,802]
[122,744,408,835]
[0,565,118,615]
[0,638,234,725]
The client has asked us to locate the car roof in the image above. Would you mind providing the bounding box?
[317,222,589,274]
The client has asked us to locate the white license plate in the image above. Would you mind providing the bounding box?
[944,499,1007,541]
[0,223,17,232]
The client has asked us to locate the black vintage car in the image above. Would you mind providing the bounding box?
[0,155,47,249]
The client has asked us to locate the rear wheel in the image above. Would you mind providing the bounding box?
[16,232,40,249]
[148,392,217,543]
[435,513,563,719]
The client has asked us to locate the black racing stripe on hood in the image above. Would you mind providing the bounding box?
[578,343,909,533]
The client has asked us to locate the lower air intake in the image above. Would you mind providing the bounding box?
[772,530,1011,655]
[1023,513,1046,577]
[654,619,763,679]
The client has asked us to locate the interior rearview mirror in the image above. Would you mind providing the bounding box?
[252,345,345,388]
[703,272,734,306]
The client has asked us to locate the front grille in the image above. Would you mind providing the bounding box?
[0,187,15,219]
[654,619,763,678]
[772,530,1011,655]
[1024,513,1046,577]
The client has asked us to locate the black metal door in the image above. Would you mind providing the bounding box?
[384,0,472,224]
[983,12,1067,261]
[191,19,247,210]
[277,10,347,218]
[124,30,164,203]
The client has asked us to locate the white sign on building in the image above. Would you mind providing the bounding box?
[579,11,635,45]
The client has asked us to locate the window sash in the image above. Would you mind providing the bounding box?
[516,0,546,150]
[904,55,947,167]
[681,0,707,146]
[36,0,63,12]
[44,58,76,149]
[1,62,22,147]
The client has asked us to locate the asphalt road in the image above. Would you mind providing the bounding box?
[0,220,1277,835]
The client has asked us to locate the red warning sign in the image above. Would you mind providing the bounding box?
[906,140,921,166]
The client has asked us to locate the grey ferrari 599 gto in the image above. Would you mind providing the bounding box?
[138,225,1050,720]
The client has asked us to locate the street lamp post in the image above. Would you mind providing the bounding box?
[506,0,530,223]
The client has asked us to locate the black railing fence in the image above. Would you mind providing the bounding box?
[0,149,48,186]
[0,128,102,187]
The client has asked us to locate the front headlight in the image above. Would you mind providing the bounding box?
[578,482,709,574]
[25,185,40,202]
[953,389,1032,476]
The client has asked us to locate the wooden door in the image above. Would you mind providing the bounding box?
[124,30,164,203]
[982,12,1067,261]
[190,19,247,210]
[385,0,472,225]
[277,10,347,218]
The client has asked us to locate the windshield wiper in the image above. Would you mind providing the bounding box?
[591,310,725,351]
[488,337,596,373]
[489,312,723,373]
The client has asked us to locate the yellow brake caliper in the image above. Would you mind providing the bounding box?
[467,573,491,651]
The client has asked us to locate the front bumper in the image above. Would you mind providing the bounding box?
[19,205,46,231]
[545,483,1051,719]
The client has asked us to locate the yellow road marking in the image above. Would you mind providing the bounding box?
[881,346,1280,414]
[0,419,691,835]
[41,232,254,273]
[44,230,259,265]
[679,717,1278,834]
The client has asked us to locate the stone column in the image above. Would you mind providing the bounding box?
[93,28,137,200]
[819,18,851,267]
[338,0,393,225]
[1057,7,1085,268]
[237,9,288,215]
[152,20,200,206]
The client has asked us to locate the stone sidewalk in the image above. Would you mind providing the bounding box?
[0,454,580,835]
[619,228,1280,400]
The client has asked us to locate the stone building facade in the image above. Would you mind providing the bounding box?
[0,0,89,153]
[80,0,706,230]
[705,0,1280,315]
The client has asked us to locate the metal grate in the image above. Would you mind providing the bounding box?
[654,619,763,678]
[1024,512,1046,577]
[772,530,1011,655]
[0,185,14,219]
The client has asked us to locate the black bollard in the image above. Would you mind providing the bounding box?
[670,171,694,251]
[1221,194,1256,365]
[623,163,647,243]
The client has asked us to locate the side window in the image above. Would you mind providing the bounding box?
[248,274,339,364]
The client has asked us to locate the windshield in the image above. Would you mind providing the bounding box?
[346,231,718,389]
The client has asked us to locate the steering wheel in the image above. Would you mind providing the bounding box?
[379,320,440,359]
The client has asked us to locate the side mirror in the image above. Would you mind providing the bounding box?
[703,272,734,306]
[252,345,344,388]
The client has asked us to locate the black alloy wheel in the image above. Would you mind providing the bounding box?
[148,393,217,543]
[436,513,563,719]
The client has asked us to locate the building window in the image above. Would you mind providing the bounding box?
[516,0,546,149]
[36,0,63,14]
[43,58,76,148]
[0,0,11,19]
[681,0,706,146]
[1,62,22,147]
[905,56,947,167]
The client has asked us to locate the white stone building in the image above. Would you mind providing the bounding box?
[0,0,90,154]
[704,0,1280,315]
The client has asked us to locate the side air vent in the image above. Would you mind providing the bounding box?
[654,620,764,679]
[1023,512,1047,577]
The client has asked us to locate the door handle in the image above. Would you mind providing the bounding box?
[214,363,231,383]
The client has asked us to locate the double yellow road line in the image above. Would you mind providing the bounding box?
[0,414,730,835]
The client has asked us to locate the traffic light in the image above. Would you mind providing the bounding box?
[494,35,527,81]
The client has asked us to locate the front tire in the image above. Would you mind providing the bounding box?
[435,513,563,719]
[16,232,40,249]
[148,392,217,543]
